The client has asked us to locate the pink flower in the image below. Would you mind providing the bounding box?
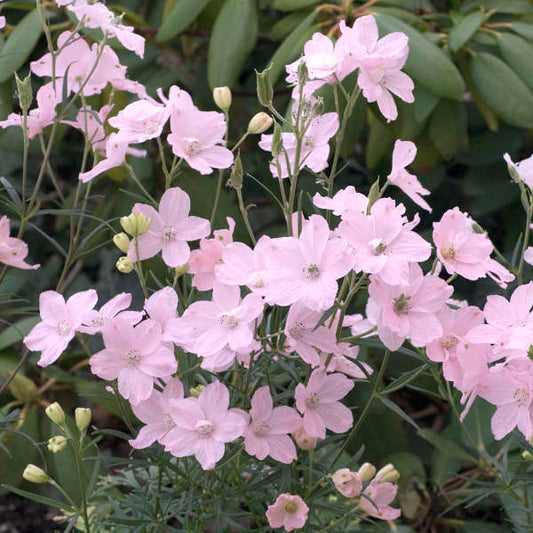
[62,104,114,154]
[294,369,354,439]
[24,289,97,366]
[162,381,245,470]
[129,378,184,449]
[292,427,317,450]
[388,140,431,212]
[504,152,533,188]
[313,186,368,217]
[182,282,264,356]
[90,318,177,405]
[337,198,431,285]
[291,33,344,82]
[144,287,179,342]
[332,468,363,498]
[367,264,453,351]
[127,187,210,267]
[167,104,233,175]
[263,215,353,311]
[199,341,259,373]
[80,292,142,334]
[243,386,301,464]
[360,478,401,520]
[0,216,39,270]
[433,208,514,287]
[266,494,309,532]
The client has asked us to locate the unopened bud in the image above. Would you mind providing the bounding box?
[256,66,273,107]
[47,435,67,453]
[113,232,130,253]
[120,213,152,237]
[75,407,91,432]
[23,464,50,484]
[15,73,32,113]
[471,222,484,234]
[522,450,533,461]
[328,494,338,503]
[116,256,134,273]
[357,462,376,482]
[367,177,381,211]
[271,123,283,158]
[247,112,273,134]
[8,374,38,403]
[229,153,244,190]
[213,86,232,112]
[376,463,400,483]
[297,61,308,85]
[45,402,65,426]
[190,385,205,398]
[312,97,324,117]
[175,264,189,276]
[293,427,317,451]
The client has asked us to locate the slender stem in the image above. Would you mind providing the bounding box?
[126,163,157,205]
[210,169,224,227]
[517,190,532,283]
[236,189,256,244]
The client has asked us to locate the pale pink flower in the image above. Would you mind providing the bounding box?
[263,215,353,311]
[266,494,309,532]
[243,386,302,464]
[162,381,245,470]
[182,282,264,356]
[313,186,368,217]
[292,427,317,450]
[129,378,184,449]
[0,216,39,270]
[525,247,533,266]
[433,208,514,287]
[332,468,363,498]
[294,369,354,439]
[144,287,179,342]
[0,16,5,29]
[344,313,376,338]
[360,478,401,520]
[127,187,210,267]
[24,289,97,366]
[90,318,177,405]
[337,198,431,285]
[62,104,114,154]
[388,140,431,212]
[189,218,235,291]
[367,264,453,351]
[292,32,343,82]
[504,152,533,188]
[200,341,260,373]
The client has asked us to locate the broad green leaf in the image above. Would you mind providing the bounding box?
[497,32,533,91]
[270,11,309,41]
[156,0,213,42]
[461,0,533,14]
[448,10,485,52]
[418,428,474,462]
[470,52,533,128]
[412,84,439,123]
[375,14,466,100]
[0,316,39,351]
[510,21,533,42]
[207,0,258,88]
[428,99,468,159]
[366,111,394,168]
[273,0,319,11]
[266,10,317,86]
[0,9,43,83]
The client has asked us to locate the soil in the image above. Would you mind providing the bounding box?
[0,492,62,532]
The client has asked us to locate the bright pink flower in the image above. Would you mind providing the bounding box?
[313,186,368,217]
[504,152,533,188]
[367,264,453,351]
[294,369,353,439]
[266,494,309,532]
[162,381,245,470]
[337,198,431,285]
[129,378,184,449]
[0,216,39,270]
[189,218,235,291]
[360,478,401,520]
[243,386,302,464]
[24,289,97,366]
[63,104,114,155]
[263,215,353,311]
[433,208,514,287]
[167,104,233,175]
[332,468,363,498]
[90,318,177,405]
[80,292,142,334]
[182,282,264,356]
[388,140,431,212]
[127,187,210,267]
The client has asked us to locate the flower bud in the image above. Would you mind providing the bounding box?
[120,213,152,237]
[293,427,317,451]
[297,61,309,85]
[113,232,130,253]
[75,407,91,432]
[8,374,38,403]
[47,435,67,454]
[116,256,134,273]
[376,463,400,483]
[15,72,33,113]
[229,153,244,190]
[213,86,232,112]
[522,450,533,461]
[357,462,376,482]
[190,384,206,398]
[23,464,50,484]
[247,112,273,135]
[175,264,189,276]
[271,123,283,158]
[45,402,65,426]
[256,66,273,107]
[332,468,363,498]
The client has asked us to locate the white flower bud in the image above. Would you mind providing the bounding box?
[113,232,130,253]
[47,436,67,453]
[120,213,152,236]
[116,256,134,273]
[375,463,400,483]
[213,86,232,112]
[23,464,50,484]
[45,402,65,426]
[247,112,273,134]
[357,462,376,482]
[75,407,91,432]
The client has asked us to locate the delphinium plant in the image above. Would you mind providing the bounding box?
[1,1,533,532]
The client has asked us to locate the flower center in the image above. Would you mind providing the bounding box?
[143,119,159,135]
[303,136,315,150]
[163,225,177,242]
[184,137,200,156]
[288,322,306,340]
[254,421,271,438]
[306,392,319,409]
[126,349,140,367]
[56,320,71,337]
[368,238,386,256]
[91,316,106,327]
[303,263,320,280]
[393,294,411,315]
[220,312,239,329]
[249,270,267,289]
[284,500,298,514]
[514,388,530,409]
[195,419,214,438]
[440,334,459,350]
[163,413,176,430]
[441,245,456,260]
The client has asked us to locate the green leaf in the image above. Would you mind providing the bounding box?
[497,32,533,91]
[428,99,468,159]
[266,10,318,86]
[156,0,213,42]
[273,0,319,11]
[375,13,466,100]
[0,9,43,83]
[418,428,474,462]
[448,10,485,52]
[1,484,73,511]
[270,11,309,41]
[412,84,439,123]
[0,316,39,351]
[366,111,394,168]
[382,364,428,395]
[469,52,533,128]
[207,0,258,88]
[379,396,421,430]
[510,21,533,42]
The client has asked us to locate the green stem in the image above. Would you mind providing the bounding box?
[236,188,256,244]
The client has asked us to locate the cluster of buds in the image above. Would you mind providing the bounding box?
[114,212,152,273]
[332,462,400,500]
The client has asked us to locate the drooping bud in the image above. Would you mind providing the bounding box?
[256,66,273,107]
[229,153,244,190]
[113,232,130,253]
[45,402,65,426]
[23,464,50,484]
[190,385,206,398]
[116,256,134,273]
[357,462,376,482]
[271,123,283,158]
[47,436,67,454]
[75,407,91,432]
[292,427,317,451]
[8,374,38,403]
[120,213,152,237]
[213,86,232,112]
[15,73,33,113]
[375,463,400,483]
[247,112,273,135]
